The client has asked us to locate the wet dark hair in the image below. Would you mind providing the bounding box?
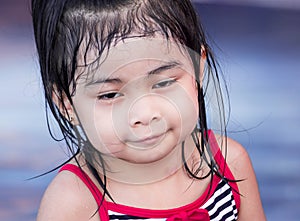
[31,0,229,203]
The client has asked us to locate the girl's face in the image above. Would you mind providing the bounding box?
[72,38,200,164]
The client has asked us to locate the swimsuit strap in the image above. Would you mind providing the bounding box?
[207,130,241,209]
[59,164,110,221]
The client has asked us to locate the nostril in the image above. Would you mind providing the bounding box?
[129,114,161,127]
[133,120,142,126]
[128,95,162,127]
[152,116,159,122]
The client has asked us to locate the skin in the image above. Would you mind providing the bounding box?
[37,38,266,220]
[73,38,199,184]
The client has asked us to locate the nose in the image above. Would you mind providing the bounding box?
[128,95,162,127]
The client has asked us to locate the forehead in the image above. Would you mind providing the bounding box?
[101,38,188,62]
[78,37,194,82]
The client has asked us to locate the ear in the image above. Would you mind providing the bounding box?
[52,89,79,125]
[199,45,207,86]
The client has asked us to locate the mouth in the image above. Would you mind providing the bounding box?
[128,132,166,148]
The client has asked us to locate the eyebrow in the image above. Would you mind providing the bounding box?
[85,77,122,87]
[147,60,181,76]
[85,60,181,87]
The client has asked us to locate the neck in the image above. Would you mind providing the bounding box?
[99,135,198,186]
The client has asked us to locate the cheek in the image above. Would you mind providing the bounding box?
[92,105,125,153]
[74,99,122,153]
[163,83,198,135]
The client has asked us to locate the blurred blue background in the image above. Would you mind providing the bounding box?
[0,0,299,220]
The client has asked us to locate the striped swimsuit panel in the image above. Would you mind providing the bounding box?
[107,179,238,221]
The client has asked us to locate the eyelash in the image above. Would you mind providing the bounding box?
[97,78,177,101]
[97,92,123,100]
[152,78,177,89]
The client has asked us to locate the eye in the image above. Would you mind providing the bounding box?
[97,92,123,100]
[152,78,176,89]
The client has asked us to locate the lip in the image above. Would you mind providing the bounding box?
[130,133,166,146]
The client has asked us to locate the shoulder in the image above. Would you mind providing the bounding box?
[37,166,100,221]
[213,133,250,176]
[220,135,249,171]
[214,134,266,220]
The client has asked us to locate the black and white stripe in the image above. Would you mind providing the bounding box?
[108,180,238,221]
[108,211,162,221]
[201,180,238,220]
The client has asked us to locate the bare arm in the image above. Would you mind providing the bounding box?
[226,138,266,221]
[37,171,100,221]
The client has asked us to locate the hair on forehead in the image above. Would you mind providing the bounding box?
[61,0,202,68]
[32,0,203,92]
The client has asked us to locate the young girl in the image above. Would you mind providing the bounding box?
[31,0,266,220]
